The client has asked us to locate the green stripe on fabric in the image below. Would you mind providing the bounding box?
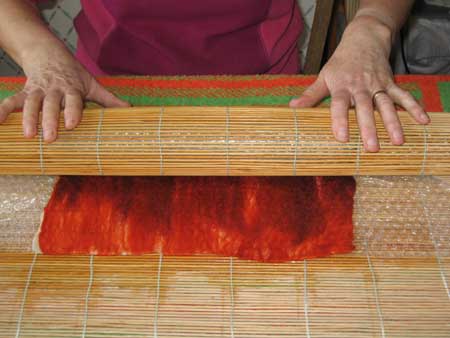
[0,90,15,101]
[0,88,428,108]
[438,82,450,112]
[410,89,422,101]
[0,91,318,107]
[120,95,298,106]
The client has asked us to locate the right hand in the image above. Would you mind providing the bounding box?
[290,15,428,152]
[0,46,130,143]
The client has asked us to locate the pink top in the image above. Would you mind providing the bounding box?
[37,1,303,76]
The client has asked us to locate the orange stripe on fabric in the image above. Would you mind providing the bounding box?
[396,75,449,112]
[0,77,26,84]
[395,75,450,83]
[97,76,317,89]
[415,77,442,112]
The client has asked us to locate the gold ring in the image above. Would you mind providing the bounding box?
[372,89,387,103]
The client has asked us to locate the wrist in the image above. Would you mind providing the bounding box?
[343,15,394,55]
[20,37,72,70]
[351,11,396,43]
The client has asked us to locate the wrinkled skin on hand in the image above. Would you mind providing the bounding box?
[0,46,129,143]
[290,16,430,152]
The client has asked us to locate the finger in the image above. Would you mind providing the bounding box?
[42,90,63,143]
[0,92,26,123]
[387,85,429,124]
[289,77,329,108]
[63,91,84,130]
[330,90,351,142]
[374,92,404,145]
[22,90,44,138]
[353,90,379,152]
[87,80,130,108]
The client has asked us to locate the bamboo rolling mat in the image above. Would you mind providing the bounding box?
[0,107,449,176]
[1,254,449,338]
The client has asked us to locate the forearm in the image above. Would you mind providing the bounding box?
[0,0,66,67]
[341,0,414,59]
[354,0,414,39]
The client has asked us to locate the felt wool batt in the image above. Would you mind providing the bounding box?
[36,176,355,262]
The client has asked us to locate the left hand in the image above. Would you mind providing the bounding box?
[289,15,430,152]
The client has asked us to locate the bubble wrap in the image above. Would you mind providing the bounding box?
[0,175,448,257]
[0,176,54,251]
[353,176,450,257]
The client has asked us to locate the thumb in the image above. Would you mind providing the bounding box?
[87,80,131,108]
[0,92,27,123]
[289,77,329,108]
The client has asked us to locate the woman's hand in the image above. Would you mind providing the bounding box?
[290,15,429,152]
[0,46,129,143]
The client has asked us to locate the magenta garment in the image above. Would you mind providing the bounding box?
[70,0,303,76]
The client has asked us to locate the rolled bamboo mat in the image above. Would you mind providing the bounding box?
[0,253,449,338]
[0,107,449,176]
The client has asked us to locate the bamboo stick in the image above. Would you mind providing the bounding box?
[0,106,448,176]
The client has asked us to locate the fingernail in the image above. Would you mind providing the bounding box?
[65,119,76,130]
[24,127,35,138]
[421,113,430,123]
[393,131,403,144]
[43,129,55,142]
[366,138,378,151]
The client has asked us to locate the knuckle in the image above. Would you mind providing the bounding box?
[23,85,43,95]
[385,121,400,131]
[376,94,391,105]
[24,90,43,101]
[42,119,58,129]
[342,74,358,86]
[398,90,414,101]
[331,104,349,115]
[349,73,366,84]
[380,109,397,119]
[331,91,349,102]
[332,118,348,129]
[46,89,62,99]
[355,105,374,115]
[385,82,397,91]
[331,105,348,114]
[352,88,371,99]
[359,125,376,136]
[23,97,35,105]
[411,106,425,116]
[66,105,83,114]
[333,115,348,123]
[43,97,62,108]
[359,73,377,87]
[64,87,82,96]
[22,112,38,124]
